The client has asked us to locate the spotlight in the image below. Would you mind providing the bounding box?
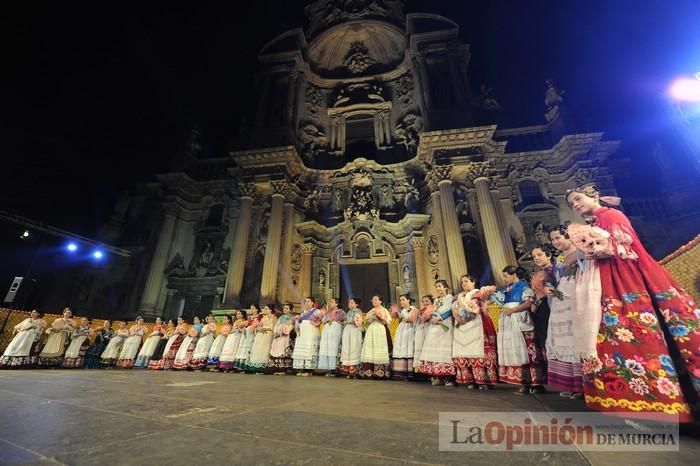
[20,230,30,239]
[670,76,700,102]
[92,250,104,260]
[66,243,78,252]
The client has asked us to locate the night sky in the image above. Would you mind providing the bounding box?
[2,0,699,288]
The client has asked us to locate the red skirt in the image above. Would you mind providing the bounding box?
[498,330,545,385]
[454,314,498,385]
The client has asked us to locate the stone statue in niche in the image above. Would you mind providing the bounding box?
[260,208,271,238]
[333,188,345,212]
[198,241,215,267]
[303,189,321,216]
[395,113,423,155]
[319,269,326,287]
[165,253,186,277]
[401,178,420,213]
[455,197,470,223]
[402,265,411,283]
[216,258,229,275]
[380,184,394,208]
[544,79,566,123]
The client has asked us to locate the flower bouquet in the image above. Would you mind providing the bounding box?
[353,312,363,327]
[531,271,564,301]
[567,223,613,258]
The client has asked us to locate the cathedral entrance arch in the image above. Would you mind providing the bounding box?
[338,261,390,312]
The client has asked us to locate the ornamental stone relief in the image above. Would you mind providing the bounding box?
[427,235,439,264]
[291,244,303,273]
[394,112,423,155]
[344,41,376,74]
[393,73,414,109]
[305,85,324,115]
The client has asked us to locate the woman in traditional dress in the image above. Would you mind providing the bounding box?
[207,315,232,370]
[247,305,276,373]
[135,317,167,368]
[115,317,146,368]
[530,245,555,387]
[144,319,175,369]
[413,295,433,378]
[268,304,295,375]
[545,224,585,399]
[62,317,92,368]
[452,275,498,390]
[100,321,129,367]
[566,184,700,421]
[0,310,45,368]
[190,315,217,370]
[391,294,418,379]
[497,266,546,395]
[234,307,259,371]
[318,298,346,376]
[359,295,393,379]
[173,319,200,370]
[218,311,245,372]
[292,297,323,376]
[38,308,75,367]
[419,281,456,386]
[153,317,187,370]
[339,297,364,378]
[84,320,113,369]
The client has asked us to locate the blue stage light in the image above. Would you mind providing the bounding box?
[67,243,78,252]
[670,76,700,102]
[92,250,104,260]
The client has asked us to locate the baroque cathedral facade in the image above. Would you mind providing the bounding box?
[78,1,622,320]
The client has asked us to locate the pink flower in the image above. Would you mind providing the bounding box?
[582,357,603,375]
[639,312,658,326]
[629,378,649,396]
[656,377,680,399]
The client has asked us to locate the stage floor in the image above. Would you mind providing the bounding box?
[0,369,698,465]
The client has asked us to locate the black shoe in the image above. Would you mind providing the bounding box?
[466,383,478,390]
[530,385,546,394]
[514,386,531,395]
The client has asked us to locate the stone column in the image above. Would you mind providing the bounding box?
[260,181,287,303]
[430,166,468,290]
[428,190,451,284]
[468,163,517,286]
[300,243,315,304]
[139,204,178,318]
[410,237,430,301]
[223,183,257,307]
[374,114,383,147]
[278,202,296,304]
